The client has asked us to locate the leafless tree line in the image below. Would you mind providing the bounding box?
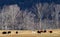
[0,3,60,30]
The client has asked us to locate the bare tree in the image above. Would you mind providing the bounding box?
[15,9,36,30]
[1,4,20,30]
[33,3,57,30]
[23,10,35,30]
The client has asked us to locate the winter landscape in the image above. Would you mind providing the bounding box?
[0,0,60,37]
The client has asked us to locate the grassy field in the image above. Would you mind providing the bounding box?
[0,29,60,37]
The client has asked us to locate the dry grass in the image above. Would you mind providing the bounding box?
[0,29,60,37]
